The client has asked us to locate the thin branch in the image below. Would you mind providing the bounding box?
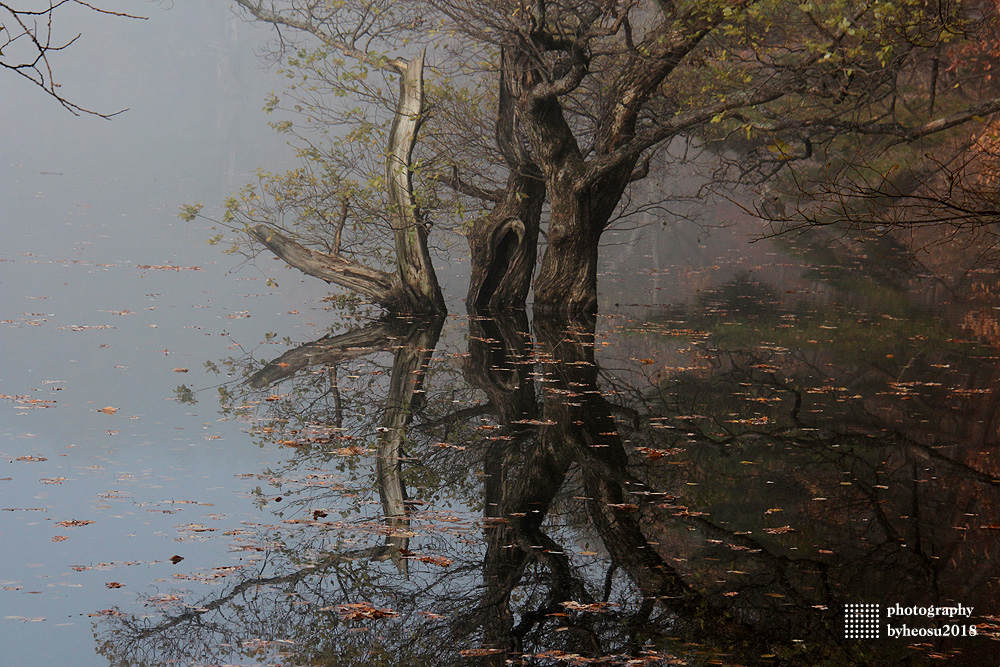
[232,0,408,74]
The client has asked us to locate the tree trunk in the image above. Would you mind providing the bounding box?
[506,43,639,316]
[466,172,544,311]
[386,50,445,314]
[249,224,401,307]
[533,166,633,315]
[533,191,601,314]
[467,48,545,311]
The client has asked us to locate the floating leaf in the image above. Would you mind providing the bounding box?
[561,601,617,612]
[607,503,640,512]
[87,609,122,617]
[635,446,666,459]
[335,602,398,620]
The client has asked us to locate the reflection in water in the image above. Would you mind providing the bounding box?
[96,263,1000,665]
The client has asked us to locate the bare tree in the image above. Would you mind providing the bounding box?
[1,1,144,117]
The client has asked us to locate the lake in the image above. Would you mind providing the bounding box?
[2,3,999,666]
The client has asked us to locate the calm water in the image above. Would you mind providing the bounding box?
[3,4,1000,667]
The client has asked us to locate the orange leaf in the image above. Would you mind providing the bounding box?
[335,602,398,620]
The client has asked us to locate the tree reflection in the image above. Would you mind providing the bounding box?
[96,293,1000,664]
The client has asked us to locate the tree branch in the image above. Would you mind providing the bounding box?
[232,0,408,74]
[429,166,503,203]
[250,224,397,302]
[0,1,145,117]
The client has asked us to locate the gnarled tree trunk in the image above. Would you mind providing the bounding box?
[466,173,544,311]
[533,166,635,315]
[467,48,545,312]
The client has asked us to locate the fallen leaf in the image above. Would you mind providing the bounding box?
[335,602,398,620]
[607,503,640,512]
[51,535,68,542]
[149,595,181,603]
[561,601,617,612]
[105,582,124,589]
[137,265,202,271]
[98,406,118,415]
[169,555,184,565]
[635,446,666,459]
[177,524,216,533]
[87,609,122,617]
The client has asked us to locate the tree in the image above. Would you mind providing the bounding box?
[1,1,143,117]
[245,49,446,313]
[202,0,1000,315]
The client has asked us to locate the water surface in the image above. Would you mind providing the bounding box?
[3,4,1000,666]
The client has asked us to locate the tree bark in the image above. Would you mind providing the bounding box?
[248,224,398,305]
[386,50,446,313]
[467,48,545,311]
[466,173,544,311]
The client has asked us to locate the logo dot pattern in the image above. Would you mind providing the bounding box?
[844,603,881,639]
